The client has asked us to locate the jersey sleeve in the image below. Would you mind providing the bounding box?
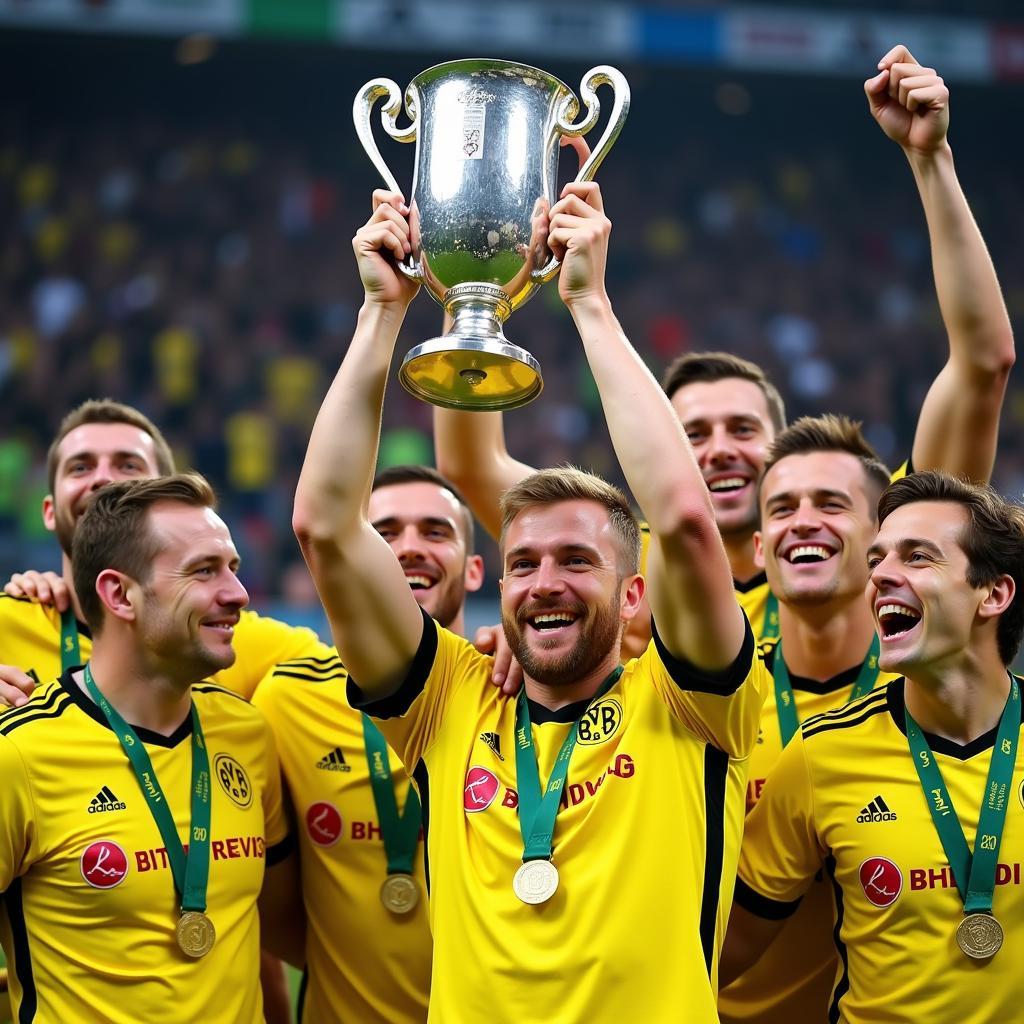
[646,613,768,758]
[0,736,37,891]
[347,608,483,771]
[735,729,824,916]
[211,611,323,700]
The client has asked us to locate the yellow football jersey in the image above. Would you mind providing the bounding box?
[0,672,289,1024]
[352,609,767,1022]
[736,680,1024,1024]
[253,644,430,1024]
[719,639,900,1024]
[0,593,319,699]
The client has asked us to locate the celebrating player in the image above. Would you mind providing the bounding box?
[724,471,1024,1023]
[255,464,485,1023]
[0,475,299,1023]
[718,45,1015,1024]
[292,181,766,1021]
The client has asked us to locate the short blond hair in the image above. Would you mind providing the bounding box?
[499,467,641,574]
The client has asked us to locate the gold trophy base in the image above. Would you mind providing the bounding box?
[400,337,542,411]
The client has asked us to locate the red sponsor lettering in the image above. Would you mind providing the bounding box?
[910,862,1021,890]
[502,789,519,809]
[859,857,903,908]
[81,841,129,889]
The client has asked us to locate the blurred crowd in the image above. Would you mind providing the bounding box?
[2,42,1023,605]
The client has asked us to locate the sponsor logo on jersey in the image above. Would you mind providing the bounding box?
[81,840,129,889]
[909,862,1022,890]
[479,731,504,761]
[306,801,343,847]
[856,795,897,823]
[215,752,253,808]
[499,754,636,810]
[464,766,500,813]
[576,697,622,745]
[136,836,267,872]
[859,856,902,908]
[88,786,127,814]
[317,747,351,772]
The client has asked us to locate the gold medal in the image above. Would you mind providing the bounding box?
[512,859,559,905]
[380,873,419,915]
[956,913,1003,959]
[176,910,216,958]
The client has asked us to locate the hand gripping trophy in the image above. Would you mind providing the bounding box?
[354,59,629,410]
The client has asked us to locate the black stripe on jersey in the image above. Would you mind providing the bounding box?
[651,615,755,697]
[699,745,728,975]
[6,877,37,1022]
[348,607,436,720]
[732,570,768,595]
[0,694,73,737]
[191,683,249,704]
[266,832,297,867]
[413,759,431,894]
[271,666,346,684]
[801,688,889,732]
[826,854,849,1024]
[279,654,343,668]
[0,683,66,732]
[297,967,309,1024]
[732,877,802,920]
[801,695,889,742]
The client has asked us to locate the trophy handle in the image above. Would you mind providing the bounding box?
[532,66,630,283]
[353,78,423,282]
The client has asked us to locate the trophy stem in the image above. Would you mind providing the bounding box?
[398,283,542,411]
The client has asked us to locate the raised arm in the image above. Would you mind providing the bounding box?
[551,182,745,670]
[433,404,535,540]
[866,45,1014,484]
[292,192,425,699]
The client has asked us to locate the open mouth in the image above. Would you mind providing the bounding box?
[405,573,437,591]
[784,545,835,565]
[707,476,749,495]
[527,611,580,635]
[877,603,921,640]
[201,619,237,635]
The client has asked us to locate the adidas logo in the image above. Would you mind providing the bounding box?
[857,795,897,823]
[88,786,127,814]
[479,731,504,761]
[317,747,351,772]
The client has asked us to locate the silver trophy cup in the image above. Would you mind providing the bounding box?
[354,59,629,410]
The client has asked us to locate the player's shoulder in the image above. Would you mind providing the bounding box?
[800,682,894,746]
[0,590,56,623]
[191,679,264,722]
[0,677,75,743]
[257,644,346,707]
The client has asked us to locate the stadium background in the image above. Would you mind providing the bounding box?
[1,0,1022,640]
[1,2,1023,1021]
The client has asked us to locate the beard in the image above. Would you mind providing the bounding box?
[53,501,78,557]
[414,574,465,631]
[503,585,623,688]
[141,596,237,681]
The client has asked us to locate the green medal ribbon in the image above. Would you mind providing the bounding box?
[514,666,623,863]
[82,663,212,914]
[360,714,422,875]
[59,608,81,673]
[762,591,780,642]
[773,635,880,748]
[905,677,1019,915]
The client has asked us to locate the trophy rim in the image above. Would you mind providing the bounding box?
[409,58,572,98]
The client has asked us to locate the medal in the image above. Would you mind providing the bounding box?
[512,859,559,905]
[513,667,622,905]
[380,873,419,915]
[956,913,1003,959]
[905,677,1019,964]
[176,910,216,958]
[83,664,215,958]
[361,717,423,913]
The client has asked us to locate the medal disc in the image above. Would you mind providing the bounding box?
[512,859,559,905]
[380,873,419,915]
[176,910,216,958]
[956,913,1003,959]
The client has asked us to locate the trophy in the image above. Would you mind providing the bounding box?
[354,59,629,410]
